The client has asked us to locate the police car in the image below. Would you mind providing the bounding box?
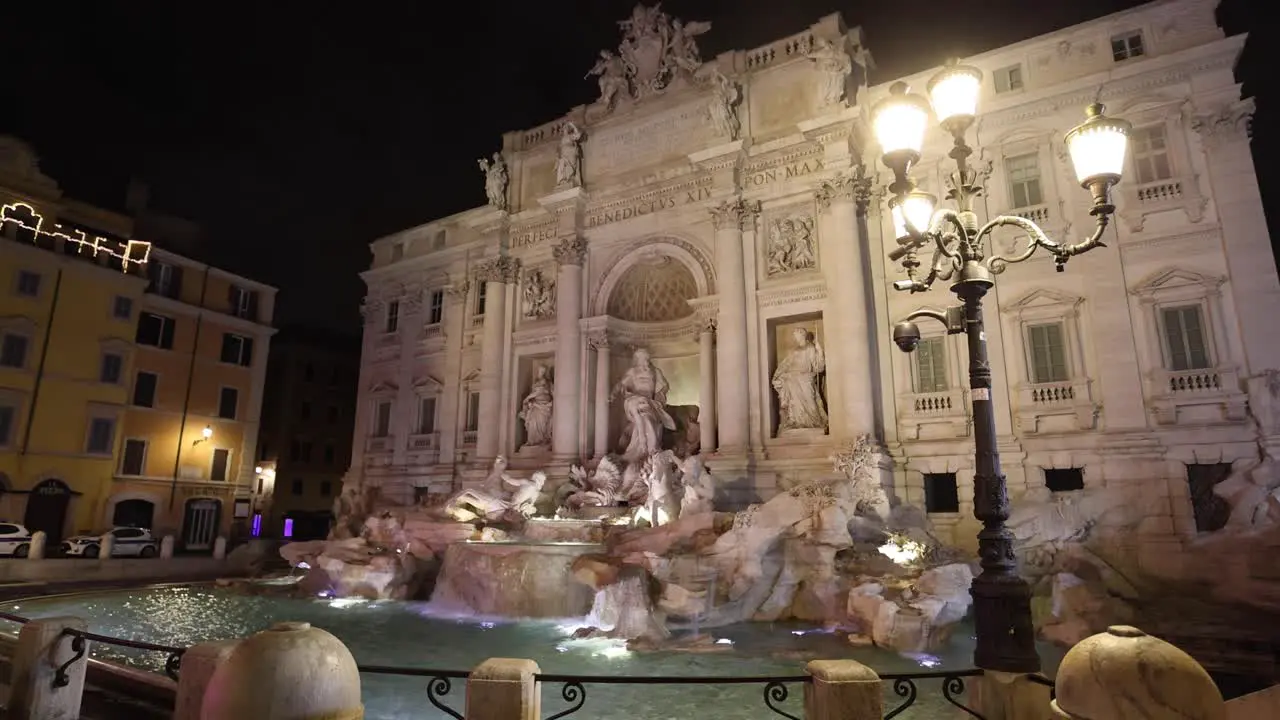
[0,523,35,558]
[62,527,159,558]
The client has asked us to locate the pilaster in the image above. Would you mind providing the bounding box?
[437,277,470,467]
[475,256,520,460]
[710,197,759,452]
[551,236,587,460]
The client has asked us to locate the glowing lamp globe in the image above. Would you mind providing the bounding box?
[891,192,938,238]
[1065,103,1131,188]
[928,64,983,130]
[873,82,932,168]
[201,426,213,440]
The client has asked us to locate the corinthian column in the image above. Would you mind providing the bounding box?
[590,331,611,458]
[551,236,588,459]
[710,198,759,452]
[698,319,717,454]
[816,168,876,440]
[476,256,519,459]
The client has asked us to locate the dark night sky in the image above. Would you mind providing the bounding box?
[3,1,1269,333]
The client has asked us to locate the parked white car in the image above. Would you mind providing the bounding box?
[0,523,34,558]
[62,527,159,558]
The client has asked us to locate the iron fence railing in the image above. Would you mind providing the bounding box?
[534,672,812,720]
[357,666,471,720]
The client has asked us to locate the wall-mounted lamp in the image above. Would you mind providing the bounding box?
[192,425,213,447]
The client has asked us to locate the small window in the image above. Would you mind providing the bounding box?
[385,301,400,333]
[912,337,948,393]
[257,477,264,494]
[100,353,123,384]
[924,473,960,513]
[218,387,239,420]
[136,313,176,350]
[1111,31,1144,62]
[1027,323,1069,384]
[220,333,254,366]
[1131,125,1173,184]
[1004,152,1043,208]
[320,480,332,496]
[428,290,445,325]
[432,230,447,250]
[291,479,303,495]
[418,396,437,434]
[994,64,1023,93]
[323,441,335,465]
[15,270,40,297]
[0,333,29,368]
[251,513,263,537]
[465,392,481,433]
[300,440,313,462]
[112,295,134,320]
[374,401,392,437]
[148,261,183,298]
[133,372,158,407]
[0,405,16,446]
[283,518,294,538]
[390,243,405,262]
[211,448,230,482]
[87,417,116,454]
[290,438,302,462]
[1161,305,1210,371]
[230,286,258,320]
[1044,468,1085,492]
[300,401,312,420]
[475,283,487,316]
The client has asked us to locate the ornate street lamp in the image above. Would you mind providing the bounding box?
[873,62,1131,673]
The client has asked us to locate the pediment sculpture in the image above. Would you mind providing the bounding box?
[587,4,712,109]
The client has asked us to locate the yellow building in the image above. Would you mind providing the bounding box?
[112,248,277,549]
[0,137,151,542]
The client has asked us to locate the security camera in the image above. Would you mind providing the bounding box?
[892,321,921,353]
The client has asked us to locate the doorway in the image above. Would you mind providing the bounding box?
[112,499,156,530]
[182,498,221,551]
[23,479,71,542]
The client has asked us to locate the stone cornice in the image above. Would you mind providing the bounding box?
[757,281,827,308]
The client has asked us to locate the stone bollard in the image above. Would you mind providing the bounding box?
[27,531,45,560]
[805,660,882,720]
[161,535,175,559]
[201,622,362,720]
[971,671,1056,720]
[7,616,89,720]
[99,532,114,560]
[173,640,239,720]
[1053,625,1226,719]
[213,536,227,559]
[467,659,540,720]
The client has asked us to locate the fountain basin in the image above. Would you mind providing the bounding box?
[431,541,603,617]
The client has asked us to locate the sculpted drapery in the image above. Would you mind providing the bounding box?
[519,366,554,447]
[772,328,828,431]
[611,348,676,461]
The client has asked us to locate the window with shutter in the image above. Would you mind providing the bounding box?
[1161,305,1210,371]
[1131,126,1173,184]
[419,397,437,434]
[1005,153,1043,208]
[374,402,392,437]
[912,337,948,393]
[1027,323,1069,383]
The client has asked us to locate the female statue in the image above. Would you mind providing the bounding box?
[519,366,554,447]
[772,328,828,431]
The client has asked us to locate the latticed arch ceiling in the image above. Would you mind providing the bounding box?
[606,255,698,322]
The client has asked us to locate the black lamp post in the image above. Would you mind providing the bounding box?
[870,62,1133,673]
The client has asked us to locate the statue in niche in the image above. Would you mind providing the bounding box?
[444,467,547,523]
[587,50,628,110]
[766,216,817,276]
[519,366,554,448]
[772,327,828,432]
[610,347,676,462]
[477,152,508,211]
[709,70,741,140]
[807,37,853,107]
[523,268,555,319]
[555,122,584,188]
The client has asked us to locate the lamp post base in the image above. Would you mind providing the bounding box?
[971,568,1041,674]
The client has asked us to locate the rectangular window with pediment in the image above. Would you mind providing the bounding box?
[1160,305,1211,371]
[1005,153,1043,208]
[475,284,487,317]
[1027,322,1069,384]
[373,401,392,437]
[385,301,399,333]
[1131,125,1173,184]
[912,337,948,393]
[465,392,481,432]
[428,290,444,325]
[418,396,437,434]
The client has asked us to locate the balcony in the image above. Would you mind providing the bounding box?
[1148,366,1247,425]
[408,433,439,450]
[897,389,969,441]
[461,430,478,446]
[1014,378,1099,434]
[1118,176,1207,232]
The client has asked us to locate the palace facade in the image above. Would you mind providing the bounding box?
[350,0,1273,548]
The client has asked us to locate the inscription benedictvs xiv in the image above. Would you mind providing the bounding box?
[587,187,713,228]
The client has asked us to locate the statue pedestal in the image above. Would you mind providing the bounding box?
[516,443,550,459]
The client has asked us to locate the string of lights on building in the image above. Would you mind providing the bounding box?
[0,201,152,272]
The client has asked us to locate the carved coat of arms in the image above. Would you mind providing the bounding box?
[588,4,711,107]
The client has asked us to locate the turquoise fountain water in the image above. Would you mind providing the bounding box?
[0,584,1063,719]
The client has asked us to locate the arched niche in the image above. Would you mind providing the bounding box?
[592,236,715,318]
